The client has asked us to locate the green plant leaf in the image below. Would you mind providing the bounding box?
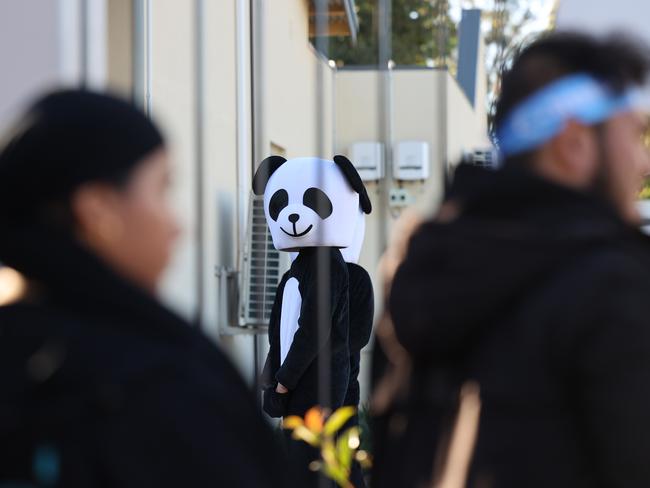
[323,406,356,437]
[282,416,303,430]
[336,430,353,473]
[322,461,350,488]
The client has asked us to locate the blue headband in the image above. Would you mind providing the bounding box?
[497,73,649,157]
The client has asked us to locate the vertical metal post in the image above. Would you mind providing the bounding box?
[194,0,205,327]
[314,6,332,487]
[145,0,152,115]
[59,0,82,84]
[79,0,107,90]
[237,0,256,383]
[237,0,253,255]
[79,0,88,87]
[132,0,152,115]
[378,0,392,252]
[331,60,337,157]
[132,0,142,107]
[249,0,264,390]
[251,0,265,171]
[437,0,449,182]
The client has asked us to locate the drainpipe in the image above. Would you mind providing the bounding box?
[236,0,253,252]
[239,0,261,389]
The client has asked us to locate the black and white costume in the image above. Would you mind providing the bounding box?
[263,247,350,417]
[252,155,372,418]
[253,155,372,488]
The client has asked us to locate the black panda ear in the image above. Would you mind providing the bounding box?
[252,156,288,195]
[333,155,372,214]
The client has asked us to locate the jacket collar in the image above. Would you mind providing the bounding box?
[450,165,634,242]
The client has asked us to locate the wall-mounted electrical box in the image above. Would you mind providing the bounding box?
[350,142,384,181]
[394,141,430,180]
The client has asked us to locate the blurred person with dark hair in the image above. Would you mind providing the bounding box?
[373,32,650,488]
[0,90,284,487]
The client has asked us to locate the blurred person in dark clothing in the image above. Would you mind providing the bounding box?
[0,90,285,487]
[374,32,650,488]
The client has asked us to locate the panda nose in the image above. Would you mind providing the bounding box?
[288,213,300,224]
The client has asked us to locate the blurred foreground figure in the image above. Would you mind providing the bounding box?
[374,32,650,488]
[0,90,284,487]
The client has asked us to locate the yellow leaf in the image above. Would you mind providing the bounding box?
[323,406,356,437]
[282,416,304,430]
[291,425,320,447]
[321,438,337,465]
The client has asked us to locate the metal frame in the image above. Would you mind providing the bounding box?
[236,0,253,256]
[132,0,152,115]
[342,0,359,42]
[194,0,206,326]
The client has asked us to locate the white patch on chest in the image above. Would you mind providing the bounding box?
[280,277,302,365]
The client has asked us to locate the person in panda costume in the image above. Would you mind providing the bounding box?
[252,155,372,486]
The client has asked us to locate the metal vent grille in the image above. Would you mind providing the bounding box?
[240,195,286,326]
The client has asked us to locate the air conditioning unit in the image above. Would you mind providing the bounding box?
[237,194,290,328]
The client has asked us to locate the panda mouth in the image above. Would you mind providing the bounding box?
[280,224,313,238]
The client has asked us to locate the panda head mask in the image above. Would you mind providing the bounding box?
[252,155,372,251]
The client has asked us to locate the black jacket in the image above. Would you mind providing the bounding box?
[0,224,285,487]
[262,247,350,417]
[374,167,650,488]
[344,263,374,408]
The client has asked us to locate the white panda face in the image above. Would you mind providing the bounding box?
[262,157,360,251]
[339,211,366,264]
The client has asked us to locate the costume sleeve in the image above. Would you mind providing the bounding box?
[348,263,374,351]
[275,253,348,390]
[261,273,289,389]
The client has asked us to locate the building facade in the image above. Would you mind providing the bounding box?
[0,0,489,401]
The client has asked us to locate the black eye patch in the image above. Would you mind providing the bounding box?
[269,189,288,221]
[303,187,333,219]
